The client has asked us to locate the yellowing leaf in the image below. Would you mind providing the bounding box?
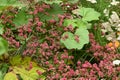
[10,55,22,66]
[4,72,18,80]
[13,66,45,80]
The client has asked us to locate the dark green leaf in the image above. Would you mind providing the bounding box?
[13,8,32,27]
[38,4,64,21]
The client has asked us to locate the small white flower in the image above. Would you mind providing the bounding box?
[86,0,97,3]
[102,22,113,32]
[117,36,120,40]
[111,0,120,6]
[113,60,120,65]
[106,32,116,41]
[67,5,70,8]
[101,29,107,33]
[103,9,109,16]
[110,11,120,23]
[106,36,113,41]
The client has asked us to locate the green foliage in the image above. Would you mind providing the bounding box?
[61,28,89,49]
[0,37,8,55]
[64,19,90,29]
[0,24,4,35]
[0,0,26,13]
[6,55,46,80]
[37,0,79,4]
[43,0,62,4]
[62,0,79,3]
[72,7,101,21]
[13,8,32,27]
[9,55,22,66]
[0,23,8,56]
[61,7,100,49]
[80,0,110,13]
[1,0,119,79]
[38,4,64,21]
[12,66,45,80]
[63,19,78,28]
[9,55,35,67]
[0,64,9,80]
[79,0,110,20]
[4,72,18,80]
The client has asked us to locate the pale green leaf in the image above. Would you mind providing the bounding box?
[63,19,77,28]
[72,7,101,21]
[75,28,89,46]
[61,32,78,49]
[44,0,62,4]
[79,7,101,21]
[76,19,88,29]
[61,28,89,49]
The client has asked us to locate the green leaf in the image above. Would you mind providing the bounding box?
[0,0,26,13]
[38,4,64,21]
[0,24,4,35]
[21,57,31,65]
[13,67,32,80]
[63,0,79,3]
[72,7,101,21]
[39,75,46,80]
[10,55,22,66]
[63,19,77,28]
[13,8,32,27]
[61,28,89,49]
[76,19,88,29]
[75,28,89,47]
[29,67,45,73]
[0,71,4,80]
[4,72,18,80]
[44,0,62,4]
[0,64,9,80]
[0,37,8,55]
[29,67,45,79]
[61,32,77,49]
